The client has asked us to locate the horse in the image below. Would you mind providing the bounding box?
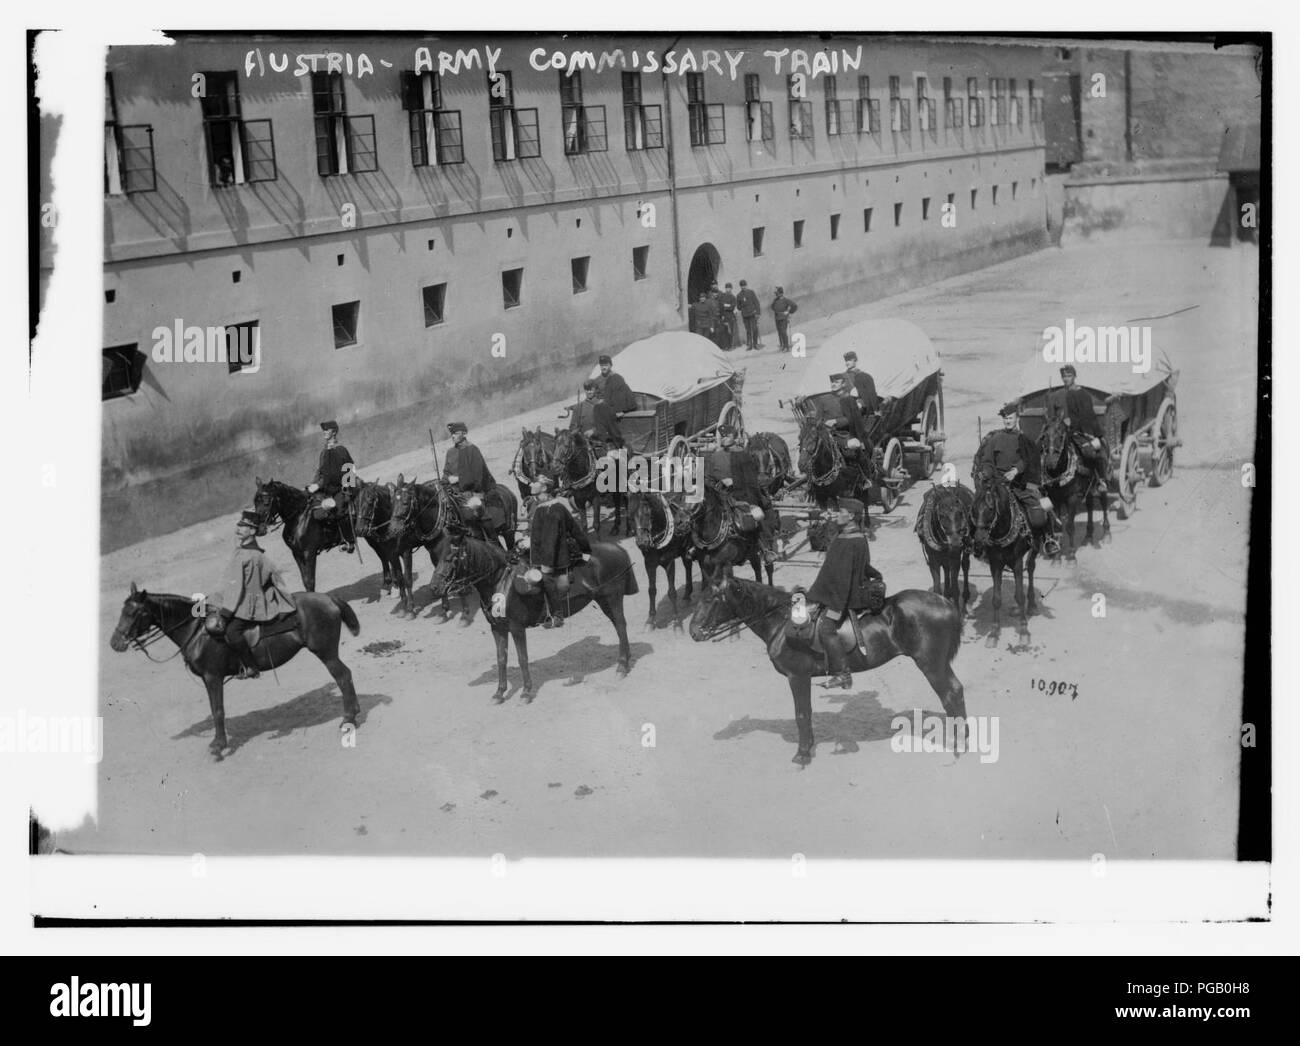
[510,427,556,502]
[109,582,361,759]
[970,470,1038,646]
[915,483,975,618]
[1038,415,1110,557]
[688,576,966,766]
[351,479,430,617]
[689,479,773,587]
[388,475,471,623]
[427,533,638,704]
[551,428,625,538]
[747,431,794,497]
[796,417,875,515]
[254,477,387,594]
[630,489,697,631]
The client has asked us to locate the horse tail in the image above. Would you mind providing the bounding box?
[332,594,361,636]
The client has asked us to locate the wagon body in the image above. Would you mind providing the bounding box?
[1015,356,1180,518]
[789,319,946,511]
[587,332,744,459]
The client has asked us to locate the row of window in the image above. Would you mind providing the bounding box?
[104,68,1043,194]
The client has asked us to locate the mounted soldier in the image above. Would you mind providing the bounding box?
[817,373,874,485]
[973,403,1063,557]
[219,509,297,679]
[570,380,623,451]
[443,421,507,542]
[593,354,638,417]
[704,426,780,564]
[527,474,592,628]
[1050,364,1110,480]
[805,498,884,690]
[307,420,356,553]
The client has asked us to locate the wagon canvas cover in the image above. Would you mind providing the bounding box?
[796,318,941,400]
[588,332,737,403]
[1017,355,1174,400]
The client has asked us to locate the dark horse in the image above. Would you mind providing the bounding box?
[1038,415,1110,558]
[796,417,875,515]
[428,534,638,703]
[747,431,794,497]
[510,427,556,502]
[915,483,975,618]
[551,428,625,538]
[970,470,1038,647]
[689,479,773,587]
[351,479,436,617]
[109,583,360,759]
[387,475,475,623]
[689,576,966,766]
[630,489,697,631]
[253,477,393,594]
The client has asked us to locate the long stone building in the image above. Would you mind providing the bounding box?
[88,33,1054,548]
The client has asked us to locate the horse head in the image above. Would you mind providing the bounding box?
[797,419,835,480]
[930,485,972,552]
[427,532,467,600]
[688,575,743,641]
[352,480,386,538]
[632,490,667,550]
[1039,415,1071,476]
[518,427,553,481]
[389,473,419,537]
[110,582,156,652]
[970,471,1007,546]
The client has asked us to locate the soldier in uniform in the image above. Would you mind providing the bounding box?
[442,422,496,494]
[973,404,1063,557]
[528,475,591,628]
[570,380,623,450]
[772,287,798,351]
[690,291,719,343]
[307,420,356,552]
[717,283,739,351]
[1051,364,1107,476]
[736,279,762,351]
[806,498,883,690]
[705,426,780,563]
[594,354,637,417]
[221,509,296,679]
[842,351,882,416]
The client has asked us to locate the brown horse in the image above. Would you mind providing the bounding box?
[689,576,966,766]
[689,479,773,587]
[796,418,875,514]
[109,583,360,759]
[510,427,556,502]
[747,431,794,496]
[630,489,697,631]
[915,483,975,618]
[970,470,1038,647]
[1039,415,1110,557]
[551,428,625,537]
[253,477,382,593]
[389,475,473,623]
[427,533,638,703]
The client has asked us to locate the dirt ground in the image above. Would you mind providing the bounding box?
[69,238,1258,860]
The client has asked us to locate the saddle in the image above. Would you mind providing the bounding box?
[205,609,299,648]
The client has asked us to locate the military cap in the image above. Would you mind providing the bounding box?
[598,354,612,365]
[582,379,598,391]
[530,475,555,495]
[776,286,785,295]
[446,421,468,434]
[829,372,848,383]
[843,350,858,362]
[319,419,339,433]
[998,402,1020,418]
[236,508,265,534]
[1060,364,1077,377]
[835,497,865,517]
[739,279,748,287]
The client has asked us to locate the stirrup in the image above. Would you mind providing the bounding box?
[819,672,852,690]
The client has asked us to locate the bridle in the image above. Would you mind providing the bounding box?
[690,481,735,552]
[512,433,553,484]
[553,431,598,489]
[693,580,792,642]
[116,596,198,664]
[800,422,845,487]
[431,538,508,598]
[917,486,971,553]
[392,481,449,543]
[972,475,1029,549]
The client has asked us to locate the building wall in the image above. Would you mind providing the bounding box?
[89,33,1054,549]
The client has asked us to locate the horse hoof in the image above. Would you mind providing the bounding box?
[984,634,999,649]
[339,719,357,733]
[491,692,507,705]
[791,749,813,766]
[521,690,535,704]
[644,618,657,630]
[672,621,685,635]
[615,663,630,678]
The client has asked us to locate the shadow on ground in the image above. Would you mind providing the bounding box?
[173,686,393,755]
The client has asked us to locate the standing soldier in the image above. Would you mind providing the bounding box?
[528,474,591,628]
[841,351,882,416]
[717,283,739,351]
[772,286,798,352]
[690,291,719,344]
[221,509,297,679]
[973,404,1063,557]
[736,279,762,351]
[594,354,637,417]
[307,420,356,553]
[443,422,497,494]
[805,498,883,690]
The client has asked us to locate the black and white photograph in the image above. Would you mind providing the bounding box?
[17,12,1279,942]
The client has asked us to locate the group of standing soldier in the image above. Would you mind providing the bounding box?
[690,281,798,353]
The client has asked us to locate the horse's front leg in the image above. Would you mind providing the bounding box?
[666,558,683,633]
[491,628,510,704]
[303,551,318,593]
[203,674,229,759]
[985,558,1004,648]
[644,557,660,629]
[681,551,695,604]
[514,627,536,700]
[789,674,814,766]
[597,595,633,677]
[928,551,943,596]
[1011,554,1029,639]
[1026,546,1038,614]
[1100,492,1112,544]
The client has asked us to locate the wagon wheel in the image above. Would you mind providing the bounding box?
[1148,399,1177,487]
[911,394,944,478]
[1114,434,1141,519]
[717,401,745,440]
[665,435,690,465]
[876,437,904,513]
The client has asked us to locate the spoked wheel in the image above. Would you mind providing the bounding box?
[911,394,944,479]
[1114,434,1141,519]
[1149,399,1177,487]
[717,401,745,442]
[876,437,904,514]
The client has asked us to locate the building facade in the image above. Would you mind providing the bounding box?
[84,33,1053,548]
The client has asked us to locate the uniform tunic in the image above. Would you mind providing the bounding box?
[847,369,880,415]
[807,531,875,613]
[570,399,622,444]
[736,288,761,318]
[705,449,765,505]
[973,428,1041,485]
[1051,386,1103,438]
[314,445,355,495]
[443,442,496,493]
[595,372,637,415]
[772,294,798,324]
[690,298,719,335]
[222,540,295,621]
[529,500,591,571]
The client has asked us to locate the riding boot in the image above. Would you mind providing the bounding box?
[237,640,260,679]
[818,616,852,689]
[1043,509,1063,557]
[541,574,564,628]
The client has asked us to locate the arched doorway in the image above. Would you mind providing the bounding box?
[686,243,722,321]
